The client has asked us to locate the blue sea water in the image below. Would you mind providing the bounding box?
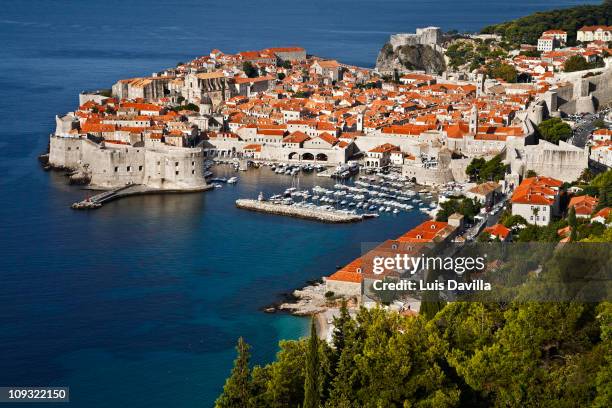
[0,0,589,406]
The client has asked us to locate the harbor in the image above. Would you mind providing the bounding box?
[228,160,443,221]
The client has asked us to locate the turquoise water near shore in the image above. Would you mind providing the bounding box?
[0,0,589,406]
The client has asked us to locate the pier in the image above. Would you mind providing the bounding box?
[71,184,212,209]
[71,185,141,209]
[235,199,364,223]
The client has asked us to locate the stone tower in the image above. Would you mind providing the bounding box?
[469,104,478,135]
[476,73,485,97]
[200,95,213,115]
[356,112,364,132]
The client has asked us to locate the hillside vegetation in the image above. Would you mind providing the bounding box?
[481,0,612,45]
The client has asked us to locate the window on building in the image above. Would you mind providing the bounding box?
[139,166,143,171]
[192,170,195,174]
[175,162,179,166]
[114,167,118,172]
[127,166,131,172]
[175,171,179,175]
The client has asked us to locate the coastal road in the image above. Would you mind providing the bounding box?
[463,196,508,242]
[568,110,608,148]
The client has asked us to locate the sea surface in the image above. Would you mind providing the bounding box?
[0,0,588,406]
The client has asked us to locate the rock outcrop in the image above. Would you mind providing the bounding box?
[376,42,446,75]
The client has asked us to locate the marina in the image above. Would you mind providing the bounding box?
[235,199,364,223]
[230,162,442,220]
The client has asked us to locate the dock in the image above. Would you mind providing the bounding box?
[235,199,364,223]
[71,184,212,209]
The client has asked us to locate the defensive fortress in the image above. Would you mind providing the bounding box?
[49,134,208,191]
[388,27,442,50]
[49,108,209,192]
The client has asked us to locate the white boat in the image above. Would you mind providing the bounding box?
[227,177,238,184]
[213,183,223,188]
[393,209,400,214]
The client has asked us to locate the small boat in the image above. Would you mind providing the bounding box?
[227,177,238,184]
[210,177,227,183]
[393,209,399,214]
[213,183,223,188]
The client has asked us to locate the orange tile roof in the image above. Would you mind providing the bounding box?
[511,176,562,205]
[484,224,510,240]
[569,195,598,216]
[369,143,400,153]
[396,221,451,243]
[243,144,262,152]
[327,258,363,283]
[283,131,310,144]
[593,207,611,220]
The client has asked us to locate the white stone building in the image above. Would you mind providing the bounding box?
[510,176,563,226]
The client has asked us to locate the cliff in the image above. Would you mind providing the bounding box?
[375,42,446,75]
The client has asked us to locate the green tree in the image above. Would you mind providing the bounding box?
[489,63,518,83]
[437,197,482,222]
[526,170,537,178]
[466,155,507,182]
[593,119,606,129]
[568,206,578,241]
[578,168,594,184]
[481,1,612,45]
[420,289,447,320]
[466,157,486,180]
[537,118,572,144]
[303,318,320,408]
[215,337,252,408]
[564,55,590,72]
[243,61,259,78]
[478,231,493,242]
[332,301,351,360]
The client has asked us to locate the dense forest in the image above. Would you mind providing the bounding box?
[216,300,611,407]
[216,233,612,407]
[481,0,612,45]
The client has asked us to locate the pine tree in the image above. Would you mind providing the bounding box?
[568,206,577,241]
[215,337,252,408]
[332,301,350,357]
[303,318,320,408]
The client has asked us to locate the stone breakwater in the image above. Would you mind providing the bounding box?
[235,199,364,223]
